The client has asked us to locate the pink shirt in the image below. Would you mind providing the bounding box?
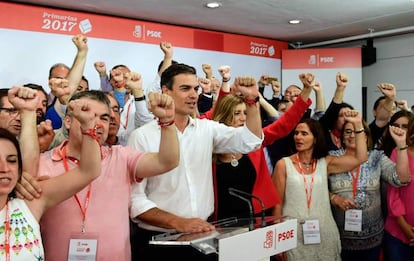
[39,141,143,261]
[385,149,414,244]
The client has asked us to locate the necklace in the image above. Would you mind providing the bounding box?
[230,154,239,167]
[296,153,316,173]
[301,162,312,170]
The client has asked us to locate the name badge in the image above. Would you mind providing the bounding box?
[344,209,362,232]
[68,232,98,261]
[302,219,320,245]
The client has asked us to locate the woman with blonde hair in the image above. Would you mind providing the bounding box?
[211,73,314,221]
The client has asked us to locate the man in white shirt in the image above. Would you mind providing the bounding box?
[128,63,263,260]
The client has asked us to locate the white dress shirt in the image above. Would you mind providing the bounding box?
[128,117,263,232]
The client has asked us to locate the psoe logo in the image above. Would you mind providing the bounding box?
[278,229,295,242]
[320,56,334,63]
[147,30,162,38]
[133,25,142,38]
[308,55,316,65]
[79,19,92,34]
[263,230,274,249]
[268,46,275,56]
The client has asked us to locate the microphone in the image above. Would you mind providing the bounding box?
[228,188,266,228]
[228,188,254,231]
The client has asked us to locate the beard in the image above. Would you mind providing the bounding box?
[36,109,45,125]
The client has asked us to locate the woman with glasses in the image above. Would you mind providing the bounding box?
[328,119,411,261]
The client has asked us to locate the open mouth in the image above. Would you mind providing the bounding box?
[0,177,12,184]
[186,101,197,107]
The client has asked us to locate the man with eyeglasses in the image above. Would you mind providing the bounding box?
[0,88,21,136]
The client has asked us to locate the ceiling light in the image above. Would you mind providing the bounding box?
[205,2,222,9]
[289,19,301,25]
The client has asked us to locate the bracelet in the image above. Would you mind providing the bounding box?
[244,96,260,106]
[330,194,337,202]
[354,127,365,134]
[134,95,146,102]
[80,124,103,157]
[158,119,175,127]
[222,77,231,83]
[399,145,409,151]
[80,124,102,142]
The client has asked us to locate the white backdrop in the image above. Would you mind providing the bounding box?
[282,68,363,112]
[0,29,282,94]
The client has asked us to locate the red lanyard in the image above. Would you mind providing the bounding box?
[121,101,132,130]
[4,200,10,261]
[349,166,361,199]
[296,154,317,210]
[62,145,91,233]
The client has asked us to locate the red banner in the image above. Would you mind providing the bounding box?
[0,2,288,58]
[282,48,361,69]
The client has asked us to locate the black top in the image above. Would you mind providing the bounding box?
[216,154,256,220]
[369,120,386,149]
[197,93,213,114]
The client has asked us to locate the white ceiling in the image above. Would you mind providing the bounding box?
[10,0,414,47]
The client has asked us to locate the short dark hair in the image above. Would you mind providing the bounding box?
[68,90,110,114]
[157,60,178,74]
[0,128,23,198]
[0,88,9,107]
[372,95,397,111]
[23,83,48,99]
[109,65,130,80]
[297,118,328,160]
[339,102,354,111]
[160,63,197,90]
[325,102,354,131]
[373,96,386,110]
[81,76,89,87]
[111,64,129,70]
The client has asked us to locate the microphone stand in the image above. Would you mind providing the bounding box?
[228,188,254,231]
[228,188,266,228]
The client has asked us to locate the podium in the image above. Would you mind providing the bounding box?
[149,216,297,261]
